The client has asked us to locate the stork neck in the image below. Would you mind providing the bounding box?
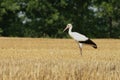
[68,27,72,34]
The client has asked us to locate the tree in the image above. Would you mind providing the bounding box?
[91,0,120,38]
[0,0,120,38]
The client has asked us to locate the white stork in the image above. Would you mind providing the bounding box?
[63,23,97,55]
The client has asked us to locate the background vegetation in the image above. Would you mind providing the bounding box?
[0,0,120,38]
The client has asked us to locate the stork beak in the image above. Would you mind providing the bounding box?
[63,26,68,32]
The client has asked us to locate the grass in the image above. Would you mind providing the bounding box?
[0,37,120,80]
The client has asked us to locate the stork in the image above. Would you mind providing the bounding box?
[63,23,97,55]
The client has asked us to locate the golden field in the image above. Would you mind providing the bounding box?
[0,37,120,80]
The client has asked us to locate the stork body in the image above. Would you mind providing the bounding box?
[63,24,97,55]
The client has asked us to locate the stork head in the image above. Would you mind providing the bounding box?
[63,23,72,32]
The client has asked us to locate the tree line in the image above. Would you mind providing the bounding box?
[0,0,120,38]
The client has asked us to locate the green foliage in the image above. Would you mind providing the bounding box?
[0,28,3,36]
[0,0,120,38]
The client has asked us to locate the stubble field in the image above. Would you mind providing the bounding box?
[0,37,120,80]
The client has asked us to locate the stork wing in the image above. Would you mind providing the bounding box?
[69,32,88,41]
[79,39,97,49]
[69,32,97,49]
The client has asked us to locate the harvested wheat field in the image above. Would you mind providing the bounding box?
[0,37,120,80]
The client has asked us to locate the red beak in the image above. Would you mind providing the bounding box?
[63,26,68,32]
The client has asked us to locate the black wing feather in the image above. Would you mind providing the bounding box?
[79,39,97,49]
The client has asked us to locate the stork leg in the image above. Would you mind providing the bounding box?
[79,43,82,56]
[79,46,82,55]
[76,41,82,55]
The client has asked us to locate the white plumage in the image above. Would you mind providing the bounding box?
[63,23,97,55]
[69,32,88,41]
